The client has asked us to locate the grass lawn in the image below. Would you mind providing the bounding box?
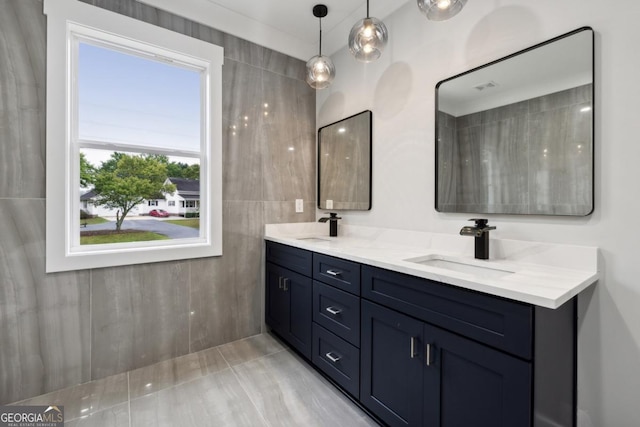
[81,230,169,245]
[165,219,200,229]
[81,217,109,225]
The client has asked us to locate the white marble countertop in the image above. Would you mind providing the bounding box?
[264,223,599,309]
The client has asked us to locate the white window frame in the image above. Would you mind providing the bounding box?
[45,0,223,272]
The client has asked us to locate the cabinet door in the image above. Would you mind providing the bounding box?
[266,263,290,335]
[361,301,424,427]
[423,323,532,427]
[287,269,313,359]
[265,262,312,359]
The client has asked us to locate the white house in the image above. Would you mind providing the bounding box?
[163,177,200,217]
[80,177,200,217]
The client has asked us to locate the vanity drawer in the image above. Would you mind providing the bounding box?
[313,253,360,295]
[266,241,312,276]
[361,265,533,359]
[312,323,360,398]
[313,281,360,346]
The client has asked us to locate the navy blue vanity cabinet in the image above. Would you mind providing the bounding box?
[423,322,531,427]
[313,252,361,295]
[360,300,425,426]
[311,253,362,398]
[361,299,531,427]
[265,242,313,359]
[313,281,360,344]
[361,265,533,359]
[361,265,577,427]
[265,241,578,427]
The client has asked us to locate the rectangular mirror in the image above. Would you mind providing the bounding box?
[436,27,594,216]
[318,110,372,210]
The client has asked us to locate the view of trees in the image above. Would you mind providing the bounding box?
[81,152,199,231]
[79,152,96,187]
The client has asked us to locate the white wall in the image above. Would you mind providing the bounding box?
[317,0,640,425]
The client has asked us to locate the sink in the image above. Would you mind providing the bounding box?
[296,237,331,243]
[405,255,514,279]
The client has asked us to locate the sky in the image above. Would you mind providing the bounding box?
[78,41,202,168]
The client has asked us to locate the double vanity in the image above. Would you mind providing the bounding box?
[264,222,598,427]
[293,24,597,427]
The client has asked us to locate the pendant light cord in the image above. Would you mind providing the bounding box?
[366,0,370,18]
[318,17,323,56]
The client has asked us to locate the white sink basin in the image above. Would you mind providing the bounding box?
[296,237,331,243]
[405,255,514,280]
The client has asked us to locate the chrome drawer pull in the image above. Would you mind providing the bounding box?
[426,343,432,367]
[326,269,342,276]
[278,276,283,290]
[282,278,289,292]
[410,336,418,359]
[325,352,342,363]
[325,306,342,315]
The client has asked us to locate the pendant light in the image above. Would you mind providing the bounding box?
[306,4,335,90]
[417,0,468,21]
[348,0,388,62]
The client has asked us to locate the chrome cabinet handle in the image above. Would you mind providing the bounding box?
[326,269,342,277]
[325,306,342,315]
[426,343,432,367]
[277,277,289,291]
[410,336,418,359]
[325,352,342,363]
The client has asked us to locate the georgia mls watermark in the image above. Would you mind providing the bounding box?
[0,406,64,427]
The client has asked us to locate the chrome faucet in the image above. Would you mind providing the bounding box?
[318,212,341,237]
[460,219,496,260]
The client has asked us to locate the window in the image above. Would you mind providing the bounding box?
[179,200,199,209]
[45,0,223,272]
[168,201,176,207]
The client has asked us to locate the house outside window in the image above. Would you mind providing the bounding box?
[164,177,200,217]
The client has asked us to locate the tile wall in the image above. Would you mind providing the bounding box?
[0,0,316,404]
[319,112,371,210]
[437,84,592,215]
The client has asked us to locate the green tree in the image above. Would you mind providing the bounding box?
[80,152,96,187]
[144,154,170,164]
[99,152,126,173]
[184,163,200,180]
[93,153,176,231]
[166,161,187,178]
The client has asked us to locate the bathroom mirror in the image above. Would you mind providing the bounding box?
[436,27,594,216]
[318,110,372,210]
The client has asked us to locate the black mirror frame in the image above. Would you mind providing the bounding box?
[434,26,595,216]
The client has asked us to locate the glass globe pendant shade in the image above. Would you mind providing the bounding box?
[306,55,335,90]
[417,0,468,21]
[348,16,388,62]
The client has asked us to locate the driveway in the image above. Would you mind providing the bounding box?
[83,219,199,239]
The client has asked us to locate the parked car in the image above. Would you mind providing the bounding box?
[149,209,169,218]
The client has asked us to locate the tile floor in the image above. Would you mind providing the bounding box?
[11,333,378,427]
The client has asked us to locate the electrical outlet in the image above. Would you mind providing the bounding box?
[326,199,333,209]
[295,199,303,213]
